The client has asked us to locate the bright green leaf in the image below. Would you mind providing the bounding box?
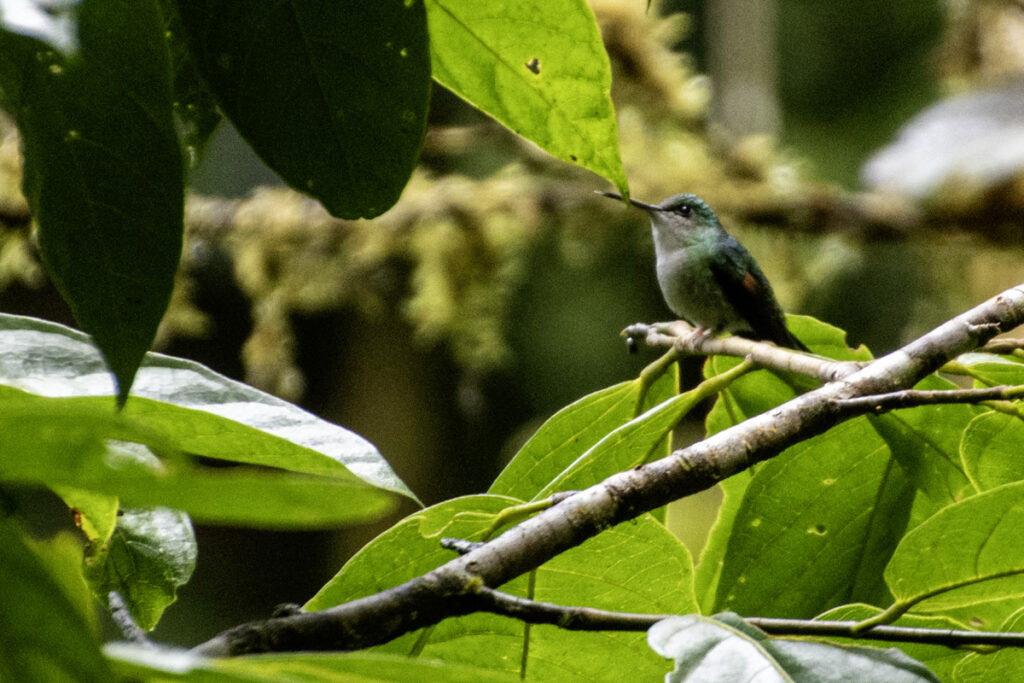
[173,0,431,219]
[0,519,112,683]
[84,507,196,631]
[710,418,908,617]
[489,369,676,500]
[0,0,184,404]
[427,0,627,193]
[885,481,1024,618]
[534,387,703,499]
[955,352,1024,387]
[648,613,938,683]
[961,411,1024,493]
[308,495,695,679]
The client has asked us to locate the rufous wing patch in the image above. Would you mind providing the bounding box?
[742,270,760,294]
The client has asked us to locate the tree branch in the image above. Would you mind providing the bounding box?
[621,321,864,383]
[831,385,1024,414]
[192,284,1024,657]
[465,588,1024,649]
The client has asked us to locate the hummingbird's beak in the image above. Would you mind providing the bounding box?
[594,191,662,212]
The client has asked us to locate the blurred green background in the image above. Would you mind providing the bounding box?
[4,0,1024,647]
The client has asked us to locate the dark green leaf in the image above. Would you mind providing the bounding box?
[173,0,431,218]
[160,0,222,164]
[427,0,627,194]
[648,613,939,683]
[84,507,196,631]
[0,0,184,404]
[0,520,112,683]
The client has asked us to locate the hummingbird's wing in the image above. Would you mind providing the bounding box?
[709,237,809,351]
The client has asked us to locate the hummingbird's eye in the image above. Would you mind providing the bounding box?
[676,205,691,218]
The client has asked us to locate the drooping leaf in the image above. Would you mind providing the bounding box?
[84,507,196,631]
[173,0,431,219]
[0,0,184,404]
[427,0,627,194]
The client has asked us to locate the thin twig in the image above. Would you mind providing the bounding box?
[471,589,1024,648]
[831,385,1024,414]
[108,591,151,646]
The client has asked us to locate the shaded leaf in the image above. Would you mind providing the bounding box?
[174,0,431,218]
[711,418,907,617]
[0,519,111,682]
[0,0,184,403]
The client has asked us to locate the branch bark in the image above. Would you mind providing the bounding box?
[192,284,1024,657]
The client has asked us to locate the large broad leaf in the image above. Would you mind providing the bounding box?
[307,495,696,679]
[0,0,184,404]
[427,0,627,194]
[0,313,415,527]
[648,613,938,683]
[173,0,431,219]
[694,316,873,612]
[883,481,1024,621]
[0,519,112,683]
[709,418,909,617]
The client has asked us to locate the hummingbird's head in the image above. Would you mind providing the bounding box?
[597,191,722,246]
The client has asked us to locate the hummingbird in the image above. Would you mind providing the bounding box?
[598,191,808,351]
